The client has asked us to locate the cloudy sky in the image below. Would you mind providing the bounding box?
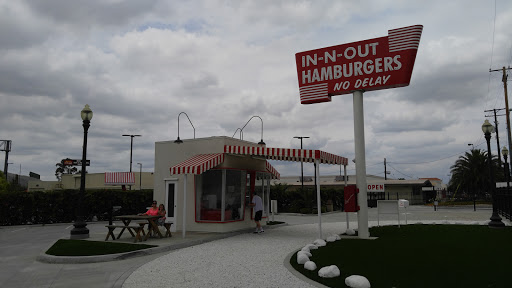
[1,0,512,183]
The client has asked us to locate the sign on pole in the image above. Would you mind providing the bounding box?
[295,25,423,238]
[295,25,423,104]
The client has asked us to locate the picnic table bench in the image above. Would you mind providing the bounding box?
[104,215,173,242]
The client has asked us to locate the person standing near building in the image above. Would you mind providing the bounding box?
[249,192,264,233]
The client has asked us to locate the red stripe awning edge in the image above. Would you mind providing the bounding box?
[224,145,348,165]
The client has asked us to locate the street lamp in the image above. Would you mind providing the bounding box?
[482,119,505,228]
[175,112,195,144]
[502,146,510,191]
[122,134,141,190]
[137,162,142,191]
[294,136,309,191]
[468,143,474,150]
[70,104,93,239]
[240,116,265,145]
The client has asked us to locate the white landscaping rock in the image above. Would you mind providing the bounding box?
[314,239,327,247]
[304,244,318,250]
[326,235,337,242]
[346,229,356,236]
[304,261,317,271]
[345,275,371,288]
[297,252,310,264]
[318,265,340,278]
[298,250,312,257]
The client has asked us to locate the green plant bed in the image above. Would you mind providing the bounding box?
[291,225,512,288]
[46,239,156,256]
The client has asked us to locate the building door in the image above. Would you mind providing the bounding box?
[165,180,178,232]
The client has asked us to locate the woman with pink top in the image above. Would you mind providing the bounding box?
[139,200,159,216]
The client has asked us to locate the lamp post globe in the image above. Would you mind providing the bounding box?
[482,120,505,228]
[71,104,93,239]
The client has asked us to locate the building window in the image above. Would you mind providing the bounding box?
[196,169,246,222]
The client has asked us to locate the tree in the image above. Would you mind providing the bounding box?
[449,149,504,198]
[0,170,8,192]
[55,158,79,181]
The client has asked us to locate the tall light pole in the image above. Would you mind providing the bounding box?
[502,147,510,193]
[71,104,93,239]
[137,162,142,191]
[294,136,309,191]
[482,119,505,228]
[122,134,141,190]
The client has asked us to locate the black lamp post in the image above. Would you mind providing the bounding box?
[482,119,505,228]
[240,116,265,145]
[70,104,93,239]
[502,146,510,192]
[137,162,142,191]
[294,136,309,191]
[175,112,195,144]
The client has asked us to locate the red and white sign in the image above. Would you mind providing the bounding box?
[295,25,423,104]
[367,184,385,193]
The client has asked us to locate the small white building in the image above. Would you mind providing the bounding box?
[153,136,348,237]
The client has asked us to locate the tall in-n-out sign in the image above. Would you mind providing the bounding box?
[295,25,423,104]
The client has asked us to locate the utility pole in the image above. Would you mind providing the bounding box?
[384,158,387,180]
[485,108,505,167]
[490,66,512,167]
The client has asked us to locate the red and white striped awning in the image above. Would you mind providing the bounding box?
[105,172,135,185]
[224,145,348,165]
[266,161,280,179]
[169,153,281,179]
[170,153,225,175]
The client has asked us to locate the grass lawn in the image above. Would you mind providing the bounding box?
[291,224,512,288]
[46,239,156,256]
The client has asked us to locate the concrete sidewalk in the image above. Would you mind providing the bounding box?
[0,205,508,288]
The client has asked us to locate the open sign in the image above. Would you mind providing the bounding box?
[367,184,385,192]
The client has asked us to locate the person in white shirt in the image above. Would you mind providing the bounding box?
[249,192,264,233]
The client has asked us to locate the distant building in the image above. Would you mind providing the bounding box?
[27,172,154,191]
[274,175,434,205]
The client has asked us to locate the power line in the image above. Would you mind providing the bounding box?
[387,163,413,179]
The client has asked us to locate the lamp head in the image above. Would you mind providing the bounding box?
[481,119,494,134]
[502,146,509,157]
[81,104,93,121]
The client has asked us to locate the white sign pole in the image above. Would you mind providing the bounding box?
[315,158,322,239]
[344,165,349,230]
[182,174,187,238]
[353,90,370,239]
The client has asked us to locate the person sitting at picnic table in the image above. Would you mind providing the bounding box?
[157,204,166,226]
[139,200,159,216]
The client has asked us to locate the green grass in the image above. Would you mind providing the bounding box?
[46,239,156,256]
[291,225,512,288]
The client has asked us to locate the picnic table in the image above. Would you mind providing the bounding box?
[104,215,172,242]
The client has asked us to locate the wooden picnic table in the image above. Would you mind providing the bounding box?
[115,215,163,241]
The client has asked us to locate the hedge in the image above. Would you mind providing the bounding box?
[0,189,153,226]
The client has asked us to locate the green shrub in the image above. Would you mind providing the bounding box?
[0,189,153,226]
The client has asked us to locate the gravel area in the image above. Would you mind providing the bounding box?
[123,206,506,288]
[123,223,344,288]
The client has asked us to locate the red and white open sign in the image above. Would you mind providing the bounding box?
[295,25,423,104]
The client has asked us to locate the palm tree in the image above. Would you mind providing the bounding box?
[449,149,504,199]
